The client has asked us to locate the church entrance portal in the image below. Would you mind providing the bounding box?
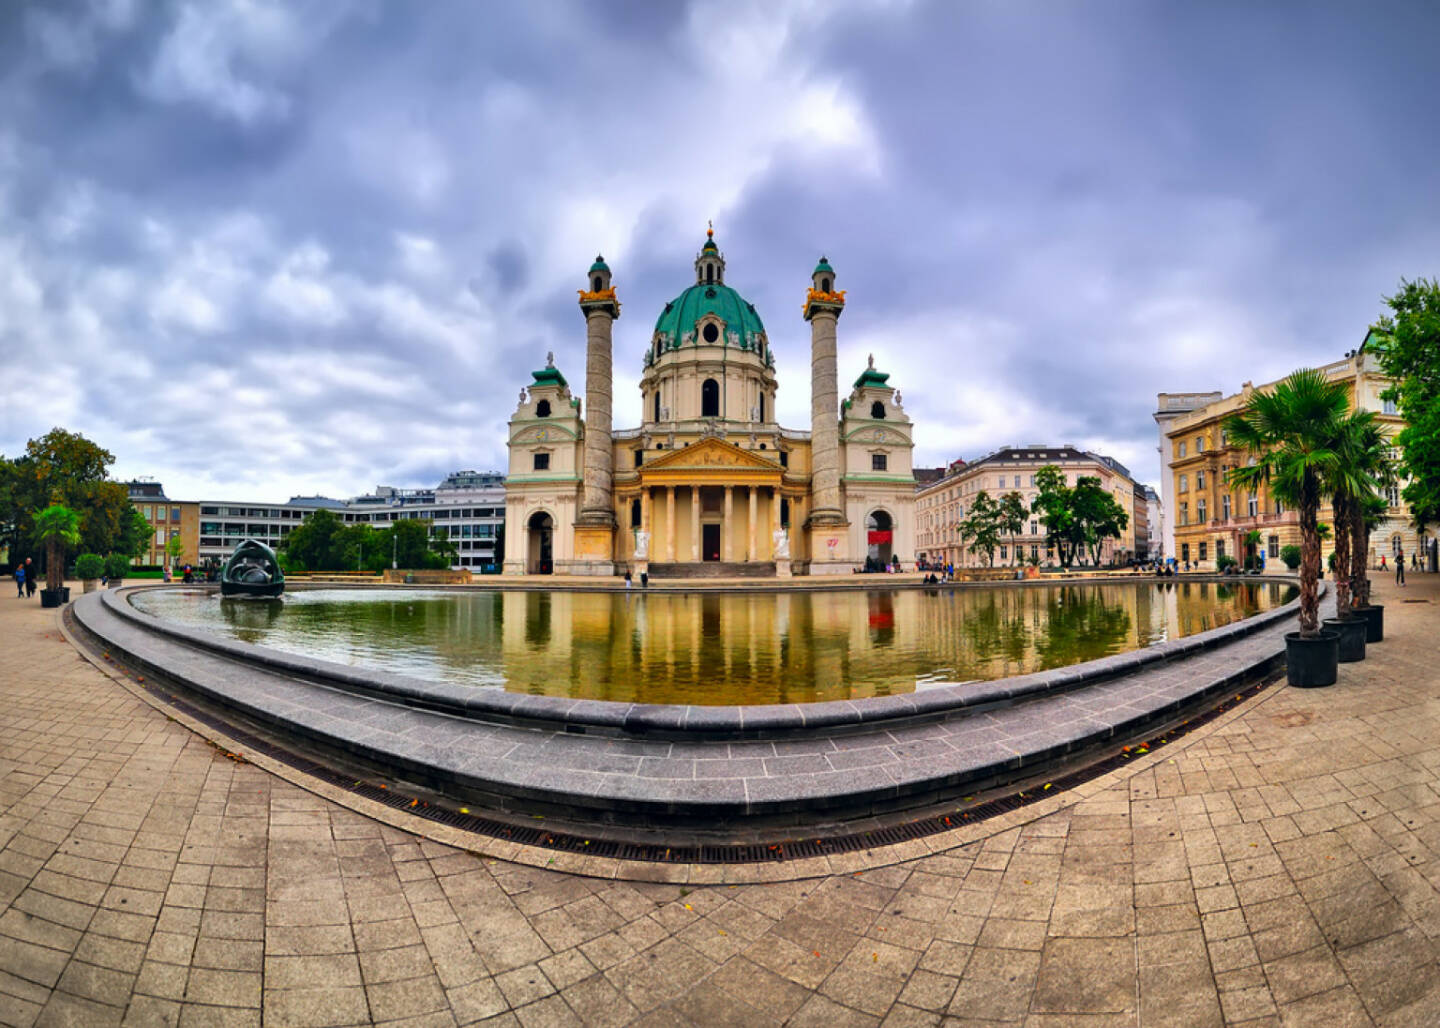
[527,512,553,574]
[702,523,721,561]
[867,510,894,570]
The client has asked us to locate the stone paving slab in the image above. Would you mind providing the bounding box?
[4,575,1439,1025]
[69,582,1304,828]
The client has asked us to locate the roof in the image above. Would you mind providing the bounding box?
[531,365,568,388]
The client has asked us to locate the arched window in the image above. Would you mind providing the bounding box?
[592,275,602,292]
[780,498,789,526]
[653,391,661,422]
[702,322,719,343]
[759,392,765,423]
[536,399,551,418]
[821,277,831,292]
[870,400,885,419]
[701,379,720,417]
[630,499,642,526]
[706,265,714,284]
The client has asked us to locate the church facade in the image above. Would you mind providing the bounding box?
[502,231,915,577]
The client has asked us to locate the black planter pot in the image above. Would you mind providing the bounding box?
[39,588,65,608]
[1356,604,1384,643]
[59,586,70,603]
[1323,616,1367,663]
[1286,630,1340,688]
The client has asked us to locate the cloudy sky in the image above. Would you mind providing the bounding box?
[4,0,1438,502]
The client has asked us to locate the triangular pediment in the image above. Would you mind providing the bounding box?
[642,436,781,472]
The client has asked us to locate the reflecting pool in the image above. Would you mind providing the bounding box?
[131,581,1296,706]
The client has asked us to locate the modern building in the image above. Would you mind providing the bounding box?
[915,445,1144,569]
[197,496,346,566]
[125,481,199,569]
[1141,485,1162,562]
[503,230,916,576]
[1156,336,1425,571]
[342,471,506,570]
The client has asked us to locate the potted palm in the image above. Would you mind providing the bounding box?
[1226,369,1348,687]
[1321,410,1385,659]
[34,505,82,608]
[1342,418,1393,643]
[75,554,105,593]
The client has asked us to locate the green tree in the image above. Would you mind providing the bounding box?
[280,509,346,571]
[998,491,1028,566]
[1030,466,1077,567]
[959,491,1004,567]
[165,533,185,569]
[33,505,81,592]
[118,504,152,561]
[1071,477,1130,567]
[1369,277,1440,529]
[1,429,136,559]
[389,518,453,569]
[1225,369,1351,636]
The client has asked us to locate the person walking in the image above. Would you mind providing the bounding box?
[15,563,24,597]
[1396,547,1406,586]
[23,557,36,597]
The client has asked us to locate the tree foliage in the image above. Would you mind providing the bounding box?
[997,491,1028,564]
[1,428,142,562]
[958,491,1003,567]
[1370,277,1440,530]
[33,505,81,590]
[280,509,455,572]
[1028,466,1128,567]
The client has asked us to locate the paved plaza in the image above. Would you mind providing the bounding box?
[2,576,1439,1026]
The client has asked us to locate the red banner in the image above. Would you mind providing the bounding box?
[868,530,893,544]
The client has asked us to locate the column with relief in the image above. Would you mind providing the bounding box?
[804,256,851,573]
[573,255,620,575]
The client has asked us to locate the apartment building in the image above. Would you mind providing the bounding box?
[915,446,1144,568]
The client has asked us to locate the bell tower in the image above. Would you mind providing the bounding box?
[573,255,621,575]
[804,257,851,572]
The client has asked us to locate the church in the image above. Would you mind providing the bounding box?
[502,230,915,577]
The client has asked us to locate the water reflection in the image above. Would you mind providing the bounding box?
[132,582,1296,707]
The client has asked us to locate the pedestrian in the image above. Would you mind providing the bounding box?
[1380,555,1386,572]
[24,557,36,597]
[1396,548,1406,586]
[14,563,24,597]
[624,570,632,590]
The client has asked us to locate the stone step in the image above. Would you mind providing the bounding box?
[646,561,776,579]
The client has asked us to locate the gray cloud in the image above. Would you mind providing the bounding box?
[3,0,1438,504]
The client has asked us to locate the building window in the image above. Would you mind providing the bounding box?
[1179,503,1188,526]
[999,545,1008,561]
[536,399,551,418]
[1388,484,1401,506]
[780,498,790,526]
[1217,540,1226,560]
[1248,493,1258,517]
[701,378,720,417]
[654,392,661,422]
[1181,543,1191,563]
[1197,498,1207,522]
[634,449,643,467]
[1196,436,1205,452]
[872,453,888,471]
[1199,542,1208,561]
[1196,470,1206,489]
[1179,474,1188,493]
[779,451,788,467]
[1383,397,1398,415]
[533,453,549,471]
[1222,495,1231,521]
[1030,521,1038,535]
[631,499,642,526]
[871,400,885,419]
[1269,535,1280,558]
[702,321,719,342]
[759,393,766,422]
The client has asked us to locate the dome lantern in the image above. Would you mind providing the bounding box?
[694,222,725,286]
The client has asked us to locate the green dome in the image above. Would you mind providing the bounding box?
[589,255,610,273]
[814,256,834,275]
[653,282,766,346]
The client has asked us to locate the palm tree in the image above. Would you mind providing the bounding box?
[1323,410,1385,616]
[1340,417,1393,611]
[1225,369,1350,637]
[33,504,82,593]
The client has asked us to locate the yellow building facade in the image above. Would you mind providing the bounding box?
[1157,341,1423,571]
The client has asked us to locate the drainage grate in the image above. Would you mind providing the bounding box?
[72,608,1273,865]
